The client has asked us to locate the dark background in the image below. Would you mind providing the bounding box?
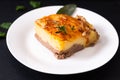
[0,0,120,80]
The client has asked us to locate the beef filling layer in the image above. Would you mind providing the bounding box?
[35,34,84,59]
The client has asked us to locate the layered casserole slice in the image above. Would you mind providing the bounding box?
[35,14,99,59]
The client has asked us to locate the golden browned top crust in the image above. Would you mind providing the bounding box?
[35,14,98,41]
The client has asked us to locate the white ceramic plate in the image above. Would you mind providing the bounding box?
[6,6,119,75]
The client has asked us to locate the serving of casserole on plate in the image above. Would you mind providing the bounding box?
[35,14,99,59]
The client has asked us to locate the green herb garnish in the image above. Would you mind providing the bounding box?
[29,0,40,8]
[56,26,67,34]
[16,5,25,11]
[0,22,12,29]
[0,22,12,38]
[57,4,76,16]
[0,32,6,37]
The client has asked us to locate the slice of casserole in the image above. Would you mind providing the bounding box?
[34,14,99,59]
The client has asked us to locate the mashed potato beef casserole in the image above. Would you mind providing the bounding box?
[35,14,99,59]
